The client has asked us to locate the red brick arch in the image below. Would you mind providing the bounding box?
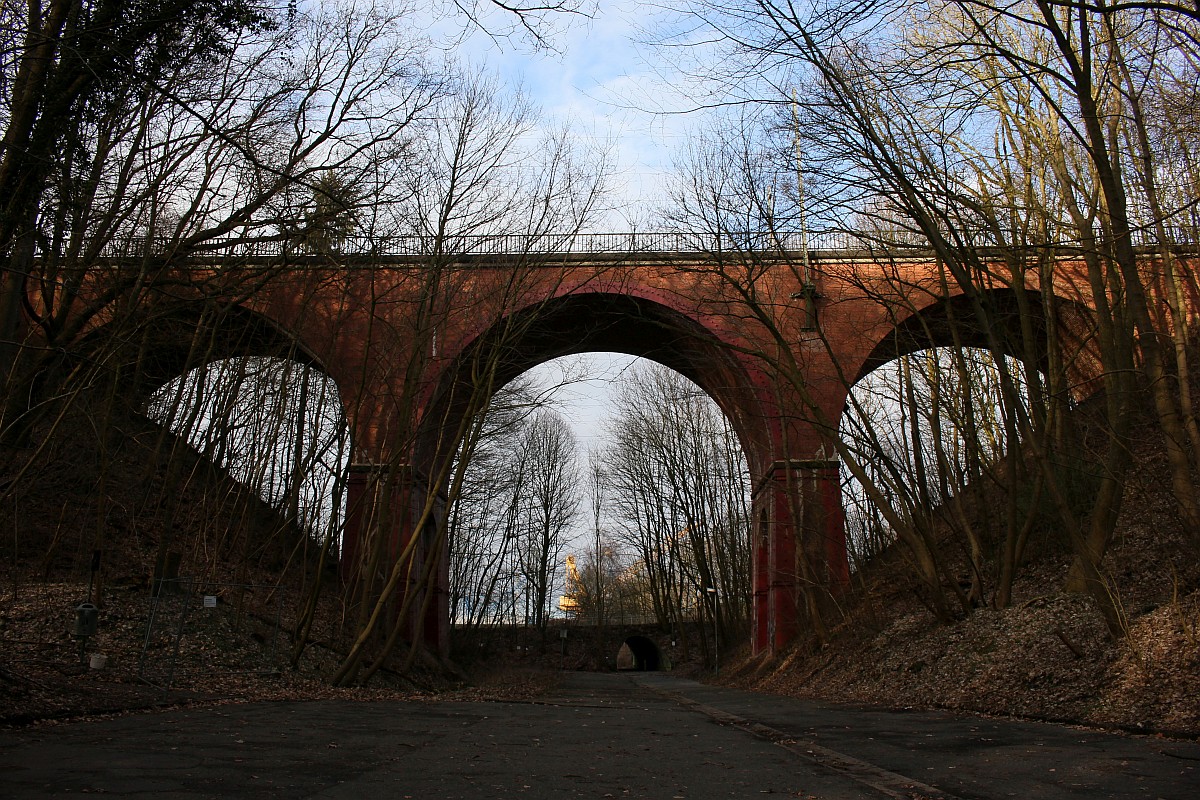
[417,288,778,475]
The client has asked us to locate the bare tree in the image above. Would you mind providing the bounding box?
[657,0,1200,638]
[448,374,546,631]
[515,410,581,631]
[328,65,609,684]
[597,362,751,658]
[0,1,448,452]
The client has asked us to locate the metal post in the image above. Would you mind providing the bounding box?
[706,587,719,676]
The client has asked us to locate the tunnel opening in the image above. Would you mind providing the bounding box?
[616,635,663,671]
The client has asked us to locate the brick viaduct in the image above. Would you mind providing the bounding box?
[120,234,1107,658]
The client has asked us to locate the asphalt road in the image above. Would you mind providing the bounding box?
[1,672,1196,799]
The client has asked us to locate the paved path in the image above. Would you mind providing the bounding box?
[1,672,1196,798]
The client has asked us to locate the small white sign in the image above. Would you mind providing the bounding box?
[203,595,217,608]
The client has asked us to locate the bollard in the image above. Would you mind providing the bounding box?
[73,603,99,664]
[73,603,99,638]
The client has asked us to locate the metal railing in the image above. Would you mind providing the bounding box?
[113,230,872,259]
[98,225,1199,261]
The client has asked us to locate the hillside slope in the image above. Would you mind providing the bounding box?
[725,411,1200,736]
[0,404,350,723]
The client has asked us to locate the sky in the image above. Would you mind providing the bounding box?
[439,0,699,229]
[523,352,642,453]
[426,3,732,553]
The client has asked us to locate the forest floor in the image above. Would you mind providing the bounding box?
[720,580,1200,738]
[0,573,558,726]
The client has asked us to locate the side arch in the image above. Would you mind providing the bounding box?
[849,287,1098,393]
[116,303,328,400]
[831,285,1103,587]
[132,304,350,538]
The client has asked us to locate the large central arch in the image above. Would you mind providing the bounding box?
[342,286,845,656]
[418,290,774,476]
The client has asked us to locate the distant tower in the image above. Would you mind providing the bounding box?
[558,555,583,614]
